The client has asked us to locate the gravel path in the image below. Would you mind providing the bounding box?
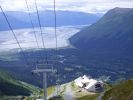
[97,92,105,100]
[63,83,75,100]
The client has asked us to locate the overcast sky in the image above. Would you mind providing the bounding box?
[0,0,133,13]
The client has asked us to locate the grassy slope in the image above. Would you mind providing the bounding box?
[76,94,99,100]
[40,86,55,96]
[0,69,39,97]
[103,80,133,100]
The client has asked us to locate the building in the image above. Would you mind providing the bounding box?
[74,75,104,92]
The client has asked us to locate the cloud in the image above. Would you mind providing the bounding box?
[0,0,133,13]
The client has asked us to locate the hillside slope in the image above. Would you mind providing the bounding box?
[0,69,39,96]
[103,80,133,100]
[70,8,133,53]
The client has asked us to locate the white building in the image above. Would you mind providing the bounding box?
[74,75,104,92]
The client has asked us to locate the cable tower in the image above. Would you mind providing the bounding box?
[53,0,61,96]
[31,0,57,100]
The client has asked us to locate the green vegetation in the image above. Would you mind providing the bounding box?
[76,94,99,100]
[103,80,133,100]
[49,97,64,100]
[71,81,79,92]
[0,69,39,97]
[104,83,112,91]
[47,86,55,96]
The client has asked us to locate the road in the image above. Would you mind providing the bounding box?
[63,83,75,100]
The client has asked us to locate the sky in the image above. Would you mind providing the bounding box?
[0,0,133,13]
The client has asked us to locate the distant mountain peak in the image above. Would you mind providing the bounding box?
[111,7,133,11]
[107,7,133,15]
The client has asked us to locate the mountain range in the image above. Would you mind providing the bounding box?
[0,10,101,31]
[0,7,133,100]
[69,7,133,54]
